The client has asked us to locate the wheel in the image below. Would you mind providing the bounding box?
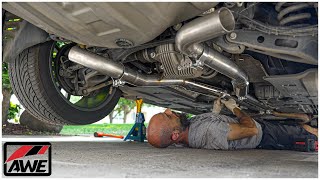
[9,41,122,125]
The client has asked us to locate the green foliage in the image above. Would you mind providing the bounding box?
[2,62,11,89]
[8,102,21,120]
[52,41,66,58]
[186,113,194,119]
[108,98,157,123]
[60,123,149,136]
[113,98,154,115]
[115,98,136,114]
[110,98,136,121]
[56,41,66,48]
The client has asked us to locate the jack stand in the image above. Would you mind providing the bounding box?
[124,98,147,142]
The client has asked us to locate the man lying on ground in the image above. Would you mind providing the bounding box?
[147,98,318,150]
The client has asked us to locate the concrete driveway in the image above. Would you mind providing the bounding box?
[3,136,318,178]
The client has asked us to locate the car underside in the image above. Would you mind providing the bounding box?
[2,2,318,125]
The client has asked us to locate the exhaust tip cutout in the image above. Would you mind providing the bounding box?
[175,7,248,98]
[175,7,235,57]
[218,8,235,32]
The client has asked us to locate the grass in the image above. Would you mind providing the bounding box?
[60,123,148,136]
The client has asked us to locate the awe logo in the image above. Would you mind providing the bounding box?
[3,142,52,176]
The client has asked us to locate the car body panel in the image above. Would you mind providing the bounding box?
[3,2,217,48]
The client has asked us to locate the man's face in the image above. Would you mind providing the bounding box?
[162,109,189,130]
[162,108,180,125]
[147,108,189,148]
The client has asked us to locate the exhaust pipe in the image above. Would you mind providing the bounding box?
[68,46,230,98]
[175,7,249,99]
[68,8,248,99]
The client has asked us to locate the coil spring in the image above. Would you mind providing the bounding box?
[275,2,313,26]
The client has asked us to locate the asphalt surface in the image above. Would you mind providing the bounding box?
[2,136,318,178]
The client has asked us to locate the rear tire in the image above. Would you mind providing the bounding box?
[9,41,121,125]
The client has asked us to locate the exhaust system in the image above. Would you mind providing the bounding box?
[68,46,229,98]
[68,7,248,99]
[175,7,249,99]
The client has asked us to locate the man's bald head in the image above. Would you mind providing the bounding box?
[147,113,173,148]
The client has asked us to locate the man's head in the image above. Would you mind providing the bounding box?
[147,108,189,148]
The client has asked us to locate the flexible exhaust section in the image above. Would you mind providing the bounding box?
[68,46,230,98]
[175,7,249,98]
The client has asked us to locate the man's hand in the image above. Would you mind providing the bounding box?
[221,98,239,114]
[212,98,223,114]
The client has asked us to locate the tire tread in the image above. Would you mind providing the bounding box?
[9,45,66,125]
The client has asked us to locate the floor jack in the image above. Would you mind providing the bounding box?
[124,98,147,142]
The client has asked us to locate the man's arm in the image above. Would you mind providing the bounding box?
[221,99,258,141]
[233,108,256,128]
